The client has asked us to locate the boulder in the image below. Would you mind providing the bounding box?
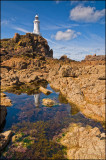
[59,55,67,60]
[13,33,20,43]
[39,86,52,95]
[49,49,53,58]
[0,130,12,151]
[0,106,7,126]
[42,98,55,107]
[1,93,12,107]
[59,65,79,77]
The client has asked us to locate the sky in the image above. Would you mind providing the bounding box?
[1,0,105,61]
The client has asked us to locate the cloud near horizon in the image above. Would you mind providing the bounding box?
[54,29,81,41]
[70,5,105,22]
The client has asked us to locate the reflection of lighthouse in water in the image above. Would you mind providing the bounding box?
[34,93,40,107]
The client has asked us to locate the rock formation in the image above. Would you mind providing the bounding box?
[1,33,53,61]
[39,86,52,95]
[59,123,105,160]
[0,31,105,160]
[42,98,56,107]
[84,54,105,61]
[1,54,105,123]
[0,130,12,152]
[0,93,12,128]
[47,63,105,122]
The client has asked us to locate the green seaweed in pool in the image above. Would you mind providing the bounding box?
[2,121,67,160]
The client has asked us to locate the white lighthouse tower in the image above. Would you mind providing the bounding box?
[33,14,40,35]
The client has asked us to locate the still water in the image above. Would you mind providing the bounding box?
[3,84,103,132]
[1,84,104,159]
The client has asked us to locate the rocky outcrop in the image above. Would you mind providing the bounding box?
[0,130,12,152]
[0,93,12,127]
[59,65,79,77]
[13,33,20,43]
[1,93,12,107]
[1,33,53,61]
[42,98,56,107]
[0,107,7,127]
[59,123,105,160]
[47,64,105,122]
[39,86,52,95]
[1,55,105,123]
[59,55,74,62]
[1,68,45,88]
[84,54,105,61]
[59,55,68,60]
[1,57,48,88]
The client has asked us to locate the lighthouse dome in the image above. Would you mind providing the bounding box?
[35,15,38,18]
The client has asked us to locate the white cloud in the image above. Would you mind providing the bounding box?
[70,6,105,22]
[54,29,81,41]
[12,26,30,33]
[1,17,16,26]
[47,37,105,61]
[41,23,79,31]
[52,44,105,61]
[1,20,9,25]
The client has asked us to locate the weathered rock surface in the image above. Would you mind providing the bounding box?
[1,54,105,123]
[0,130,12,152]
[39,86,52,95]
[42,98,56,107]
[1,56,105,122]
[1,33,105,159]
[1,33,53,62]
[59,123,105,160]
[1,93,12,107]
[47,64,105,122]
[1,59,47,88]
[84,54,105,61]
[0,107,7,127]
[59,65,79,77]
[0,93,12,127]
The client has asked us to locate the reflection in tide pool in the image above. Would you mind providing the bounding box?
[1,84,105,160]
[34,93,40,107]
[3,84,103,133]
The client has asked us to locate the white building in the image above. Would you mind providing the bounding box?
[33,15,40,35]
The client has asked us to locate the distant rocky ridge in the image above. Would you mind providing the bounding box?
[84,54,105,61]
[1,33,53,61]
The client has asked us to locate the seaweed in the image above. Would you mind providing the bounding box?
[2,121,67,159]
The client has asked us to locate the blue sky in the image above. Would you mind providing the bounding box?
[1,0,105,60]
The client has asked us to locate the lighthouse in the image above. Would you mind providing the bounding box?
[33,14,40,35]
